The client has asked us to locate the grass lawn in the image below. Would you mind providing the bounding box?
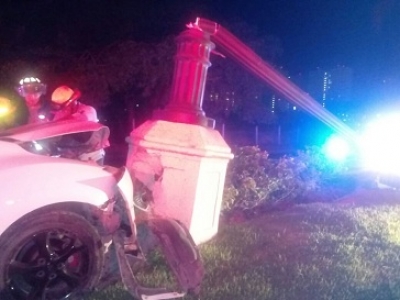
[89,188,400,300]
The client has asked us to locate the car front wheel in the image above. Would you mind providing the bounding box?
[0,210,104,300]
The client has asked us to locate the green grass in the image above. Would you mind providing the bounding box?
[89,189,400,300]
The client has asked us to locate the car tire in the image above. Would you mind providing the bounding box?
[0,210,104,300]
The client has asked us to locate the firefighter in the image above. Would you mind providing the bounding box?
[16,77,49,124]
[50,85,98,122]
[50,85,108,164]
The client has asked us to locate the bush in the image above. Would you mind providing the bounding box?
[222,145,351,217]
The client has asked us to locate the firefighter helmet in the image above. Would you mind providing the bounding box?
[16,77,47,97]
[51,85,81,105]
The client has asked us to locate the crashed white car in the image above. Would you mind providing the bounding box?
[0,120,203,300]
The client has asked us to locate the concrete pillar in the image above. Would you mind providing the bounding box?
[126,120,232,244]
[126,22,233,244]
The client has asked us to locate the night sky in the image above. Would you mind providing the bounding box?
[1,0,400,94]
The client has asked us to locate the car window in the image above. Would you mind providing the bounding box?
[19,137,62,157]
[18,131,104,160]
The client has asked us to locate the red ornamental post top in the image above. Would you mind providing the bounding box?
[156,19,216,127]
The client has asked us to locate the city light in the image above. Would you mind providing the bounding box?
[323,135,351,162]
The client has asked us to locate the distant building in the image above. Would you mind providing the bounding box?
[267,69,305,113]
[378,76,400,104]
[307,68,331,108]
[329,66,353,107]
[204,65,355,125]
[307,66,353,109]
[305,66,354,124]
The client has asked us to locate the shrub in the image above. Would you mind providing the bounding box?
[222,145,351,216]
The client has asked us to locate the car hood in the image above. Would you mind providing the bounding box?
[0,119,110,142]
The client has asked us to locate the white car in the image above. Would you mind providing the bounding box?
[0,120,203,300]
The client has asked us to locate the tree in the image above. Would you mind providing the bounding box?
[64,36,176,123]
[203,21,283,126]
[0,34,176,138]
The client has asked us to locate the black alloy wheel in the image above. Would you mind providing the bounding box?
[0,211,104,300]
